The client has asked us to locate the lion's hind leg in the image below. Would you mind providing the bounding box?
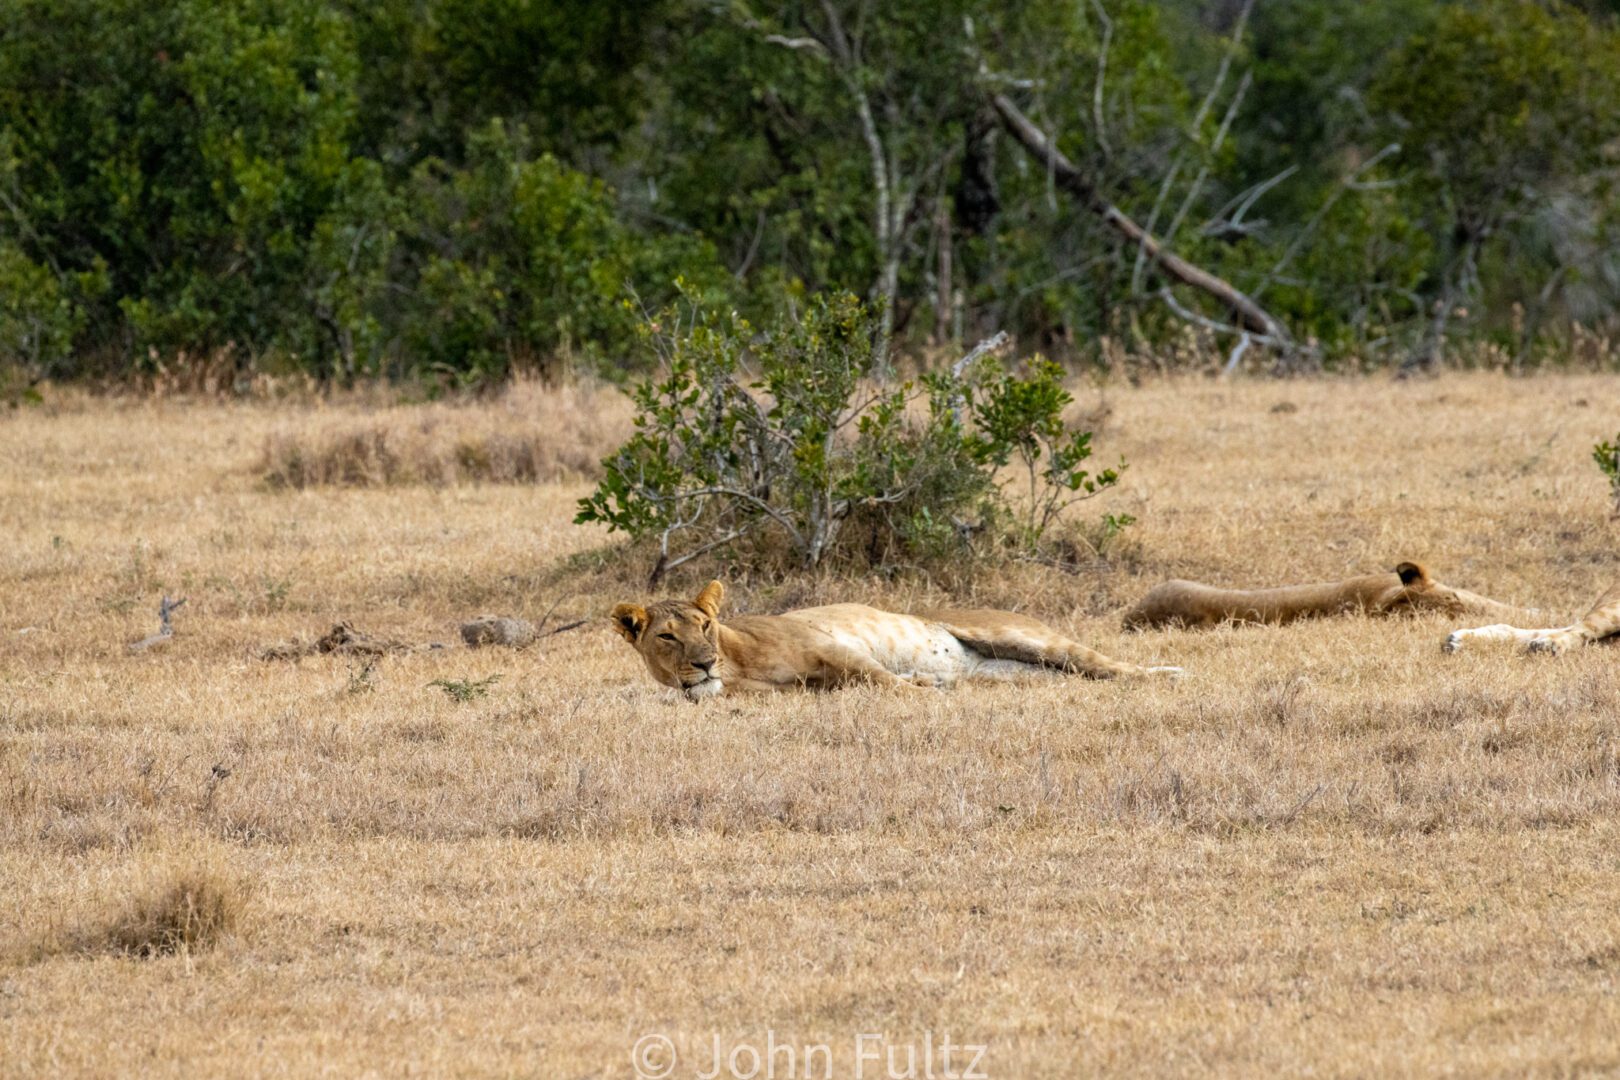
[1573,583,1620,643]
[1528,583,1620,654]
[817,643,938,692]
[930,610,1179,680]
[1443,623,1564,654]
[1449,583,1620,655]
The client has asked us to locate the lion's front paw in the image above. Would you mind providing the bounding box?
[1443,631,1464,654]
[1525,634,1571,656]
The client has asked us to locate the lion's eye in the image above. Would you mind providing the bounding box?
[658,633,678,643]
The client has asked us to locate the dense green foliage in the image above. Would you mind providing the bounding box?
[1,0,1617,384]
[1597,434,1620,514]
[576,293,1121,577]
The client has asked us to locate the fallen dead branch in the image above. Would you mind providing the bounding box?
[259,615,587,659]
[128,596,186,654]
[258,622,443,661]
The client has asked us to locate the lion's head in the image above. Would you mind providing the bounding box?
[611,580,726,700]
[1381,561,1470,617]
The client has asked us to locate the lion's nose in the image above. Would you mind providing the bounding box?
[693,658,716,676]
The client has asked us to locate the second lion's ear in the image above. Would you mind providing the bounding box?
[1395,562,1430,587]
[610,603,648,643]
[693,580,725,619]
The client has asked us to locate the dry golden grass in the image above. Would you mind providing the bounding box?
[70,860,243,960]
[2,373,1619,1077]
[258,378,632,488]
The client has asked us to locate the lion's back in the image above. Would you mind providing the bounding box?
[1121,580,1224,629]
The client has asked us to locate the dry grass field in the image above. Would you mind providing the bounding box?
[3,372,1619,1078]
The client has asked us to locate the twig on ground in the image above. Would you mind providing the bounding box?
[128,595,186,654]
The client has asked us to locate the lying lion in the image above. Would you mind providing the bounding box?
[1444,581,1620,655]
[611,581,1180,699]
[1121,561,1530,630]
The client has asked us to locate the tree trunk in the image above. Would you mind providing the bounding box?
[935,199,953,346]
[991,93,1295,352]
[1401,232,1481,377]
[1402,285,1454,377]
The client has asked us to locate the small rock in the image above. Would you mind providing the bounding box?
[460,616,537,648]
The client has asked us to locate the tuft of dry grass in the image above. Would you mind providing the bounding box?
[84,867,243,958]
[259,378,633,488]
[3,371,1620,1076]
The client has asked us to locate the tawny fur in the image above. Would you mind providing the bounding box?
[1122,561,1531,630]
[1444,582,1620,655]
[611,581,1180,700]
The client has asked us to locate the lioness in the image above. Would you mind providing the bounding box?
[1444,581,1620,655]
[611,580,1181,699]
[1121,561,1530,630]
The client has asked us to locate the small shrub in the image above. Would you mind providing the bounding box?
[576,290,1130,580]
[1596,435,1620,516]
[429,674,502,702]
[965,355,1126,547]
[345,658,379,696]
[262,577,293,612]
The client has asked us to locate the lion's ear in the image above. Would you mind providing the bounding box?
[693,580,725,619]
[610,603,648,643]
[1395,562,1430,587]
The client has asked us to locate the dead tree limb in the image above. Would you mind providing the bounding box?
[728,0,917,373]
[948,331,1011,426]
[1203,163,1298,239]
[1086,0,1114,162]
[128,595,186,654]
[1158,287,1283,350]
[990,92,1295,352]
[1132,0,1256,296]
[1253,142,1401,303]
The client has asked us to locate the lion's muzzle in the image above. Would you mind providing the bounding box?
[683,677,723,700]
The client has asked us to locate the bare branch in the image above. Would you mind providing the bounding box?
[734,0,901,370]
[764,33,827,53]
[1203,163,1299,236]
[1190,0,1258,135]
[1254,142,1401,302]
[1131,158,1185,297]
[992,93,1294,347]
[951,331,1011,379]
[669,486,808,550]
[1157,287,1281,348]
[1134,0,1254,293]
[128,595,186,654]
[1087,0,1114,161]
[649,523,759,587]
[734,208,768,279]
[1160,68,1253,269]
[949,331,1011,426]
[1223,332,1253,376]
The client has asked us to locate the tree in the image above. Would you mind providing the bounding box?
[1372,1,1620,372]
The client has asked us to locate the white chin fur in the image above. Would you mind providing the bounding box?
[683,679,723,701]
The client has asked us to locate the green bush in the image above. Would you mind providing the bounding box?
[401,123,731,383]
[1596,435,1620,517]
[0,3,715,383]
[576,291,1127,580]
[965,354,1125,546]
[0,243,86,392]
